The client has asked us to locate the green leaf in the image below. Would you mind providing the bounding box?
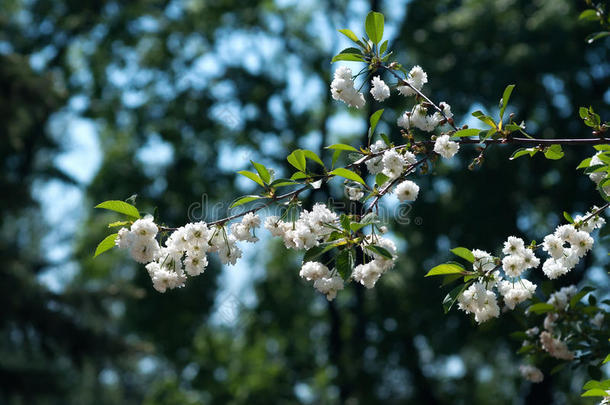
[326,143,359,152]
[443,283,470,314]
[368,109,384,141]
[577,157,592,169]
[569,286,595,308]
[450,247,475,263]
[338,29,362,46]
[237,170,265,187]
[332,149,341,168]
[527,303,555,314]
[303,243,335,262]
[544,144,564,160]
[375,173,389,186]
[365,11,384,44]
[331,53,365,63]
[330,168,366,186]
[586,31,610,44]
[509,147,538,160]
[472,110,496,128]
[563,211,574,223]
[335,249,354,279]
[452,128,481,138]
[291,171,308,180]
[365,245,394,259]
[287,150,307,172]
[268,178,298,187]
[582,388,608,397]
[108,220,130,228]
[425,263,466,277]
[579,9,599,21]
[302,150,325,167]
[230,195,262,208]
[340,214,351,231]
[499,84,515,120]
[579,106,590,119]
[94,233,119,257]
[603,354,610,364]
[250,161,271,184]
[95,200,140,219]
[379,39,388,54]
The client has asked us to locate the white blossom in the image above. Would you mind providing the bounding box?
[498,279,536,309]
[313,275,344,301]
[299,261,330,281]
[433,135,459,159]
[370,76,390,101]
[395,180,420,202]
[331,67,366,109]
[519,365,544,383]
[381,149,405,179]
[397,65,427,96]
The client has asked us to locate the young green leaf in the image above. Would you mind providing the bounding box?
[94,233,119,257]
[452,128,481,138]
[368,109,384,140]
[250,161,271,184]
[365,244,394,259]
[379,39,388,54]
[108,220,130,228]
[302,150,325,167]
[563,211,574,224]
[510,147,538,160]
[331,53,365,63]
[303,243,335,262]
[526,303,555,314]
[237,170,265,187]
[365,11,384,44]
[338,29,363,46]
[442,283,470,314]
[499,84,515,120]
[450,247,475,263]
[425,263,465,277]
[287,150,307,172]
[330,168,366,186]
[95,200,141,219]
[544,144,564,160]
[335,249,354,279]
[326,143,359,152]
[230,195,262,208]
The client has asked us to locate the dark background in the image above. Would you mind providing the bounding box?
[1,0,609,404]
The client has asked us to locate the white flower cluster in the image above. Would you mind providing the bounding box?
[397,65,427,97]
[588,152,610,195]
[540,331,574,360]
[519,364,544,383]
[115,214,261,293]
[501,236,540,278]
[457,237,540,323]
[351,236,398,288]
[345,186,364,201]
[433,134,459,159]
[364,140,418,179]
[264,203,338,250]
[370,76,390,102]
[540,211,603,279]
[299,261,344,301]
[397,102,454,133]
[330,66,365,109]
[458,281,501,323]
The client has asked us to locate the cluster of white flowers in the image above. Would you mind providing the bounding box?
[115,214,258,292]
[546,285,578,311]
[433,134,459,159]
[352,236,397,288]
[299,261,344,301]
[398,103,454,133]
[540,331,574,360]
[264,203,338,250]
[370,76,390,101]
[397,65,427,97]
[457,281,501,323]
[345,185,364,201]
[116,216,160,263]
[501,236,540,278]
[540,211,603,279]
[519,364,544,383]
[588,152,610,195]
[364,141,418,179]
[330,66,365,109]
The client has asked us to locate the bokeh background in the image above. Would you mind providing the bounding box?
[1,0,609,404]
